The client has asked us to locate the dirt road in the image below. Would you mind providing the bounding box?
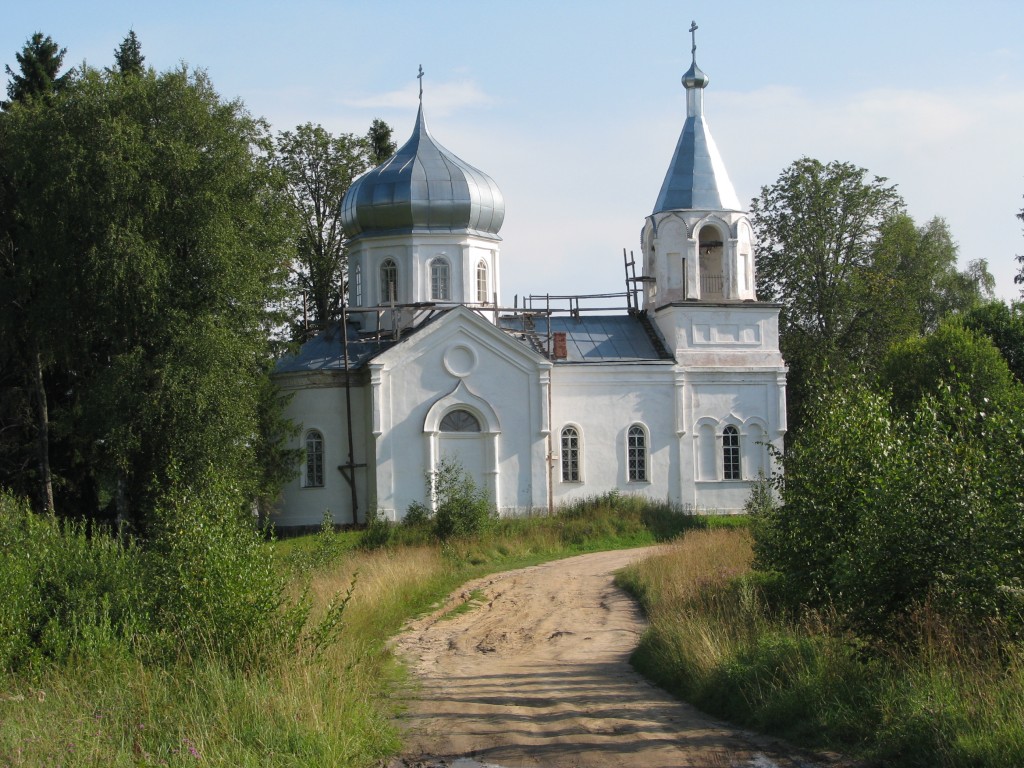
[389,547,844,768]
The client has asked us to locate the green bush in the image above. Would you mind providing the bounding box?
[360,507,394,550]
[431,457,496,540]
[397,457,496,543]
[143,467,303,666]
[882,318,1017,413]
[755,372,1024,641]
[0,489,143,671]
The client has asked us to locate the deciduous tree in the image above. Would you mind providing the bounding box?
[367,117,396,165]
[274,119,394,337]
[752,158,992,432]
[1016,197,1024,289]
[963,300,1024,382]
[1,63,295,524]
[754,369,1024,640]
[882,318,1017,413]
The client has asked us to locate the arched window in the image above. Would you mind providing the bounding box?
[476,260,489,304]
[440,409,480,432]
[431,257,450,301]
[561,426,581,482]
[723,425,741,480]
[353,264,363,307]
[304,430,324,488]
[627,424,648,482]
[380,258,397,304]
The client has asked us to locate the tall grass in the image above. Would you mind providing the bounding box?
[618,528,1024,767]
[0,544,450,767]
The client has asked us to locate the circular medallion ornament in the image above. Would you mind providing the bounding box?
[443,344,477,378]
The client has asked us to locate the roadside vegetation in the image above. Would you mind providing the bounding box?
[620,526,1024,768]
[0,489,724,767]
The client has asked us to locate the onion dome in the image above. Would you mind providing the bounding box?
[681,59,709,89]
[341,103,505,239]
[652,23,741,214]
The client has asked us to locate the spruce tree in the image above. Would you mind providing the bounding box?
[113,30,145,77]
[3,32,68,108]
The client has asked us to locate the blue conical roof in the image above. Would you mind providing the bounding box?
[653,54,741,214]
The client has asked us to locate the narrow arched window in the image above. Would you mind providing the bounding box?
[431,257,450,301]
[627,424,648,482]
[353,264,363,307]
[723,425,741,480]
[304,430,324,488]
[440,409,480,432]
[561,426,581,482]
[476,260,489,304]
[380,258,397,304]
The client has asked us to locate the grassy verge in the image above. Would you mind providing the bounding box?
[0,494,718,767]
[617,527,1024,767]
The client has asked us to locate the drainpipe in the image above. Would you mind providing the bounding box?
[547,368,554,515]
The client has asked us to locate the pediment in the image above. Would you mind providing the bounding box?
[372,305,549,375]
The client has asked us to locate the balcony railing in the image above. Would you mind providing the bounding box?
[700,273,724,297]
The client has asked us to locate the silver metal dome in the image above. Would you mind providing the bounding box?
[341,104,505,240]
[681,60,709,89]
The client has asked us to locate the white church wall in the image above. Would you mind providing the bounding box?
[549,364,677,506]
[349,233,501,309]
[686,374,784,512]
[272,374,373,528]
[654,303,781,358]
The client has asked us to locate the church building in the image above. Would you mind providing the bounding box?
[271,36,787,527]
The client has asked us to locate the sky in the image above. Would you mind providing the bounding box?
[3,1,1023,303]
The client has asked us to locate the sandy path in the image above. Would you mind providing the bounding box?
[388,547,845,768]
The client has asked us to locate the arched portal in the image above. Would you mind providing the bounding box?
[423,381,501,505]
[437,408,486,494]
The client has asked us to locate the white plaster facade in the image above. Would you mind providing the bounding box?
[271,55,786,527]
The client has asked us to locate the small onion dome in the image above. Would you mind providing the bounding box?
[341,105,505,239]
[682,60,709,89]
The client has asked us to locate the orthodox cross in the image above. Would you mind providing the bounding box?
[689,21,699,62]
[418,64,424,102]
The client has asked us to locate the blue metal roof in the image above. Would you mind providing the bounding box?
[498,314,672,363]
[274,325,393,374]
[652,51,741,214]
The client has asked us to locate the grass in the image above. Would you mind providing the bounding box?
[617,527,1024,767]
[0,494,720,767]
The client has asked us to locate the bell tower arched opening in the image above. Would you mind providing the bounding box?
[696,223,726,300]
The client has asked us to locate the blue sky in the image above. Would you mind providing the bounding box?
[4,1,1023,302]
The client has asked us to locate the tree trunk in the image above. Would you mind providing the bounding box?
[31,342,54,514]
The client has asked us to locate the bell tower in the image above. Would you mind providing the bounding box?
[640,22,756,310]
